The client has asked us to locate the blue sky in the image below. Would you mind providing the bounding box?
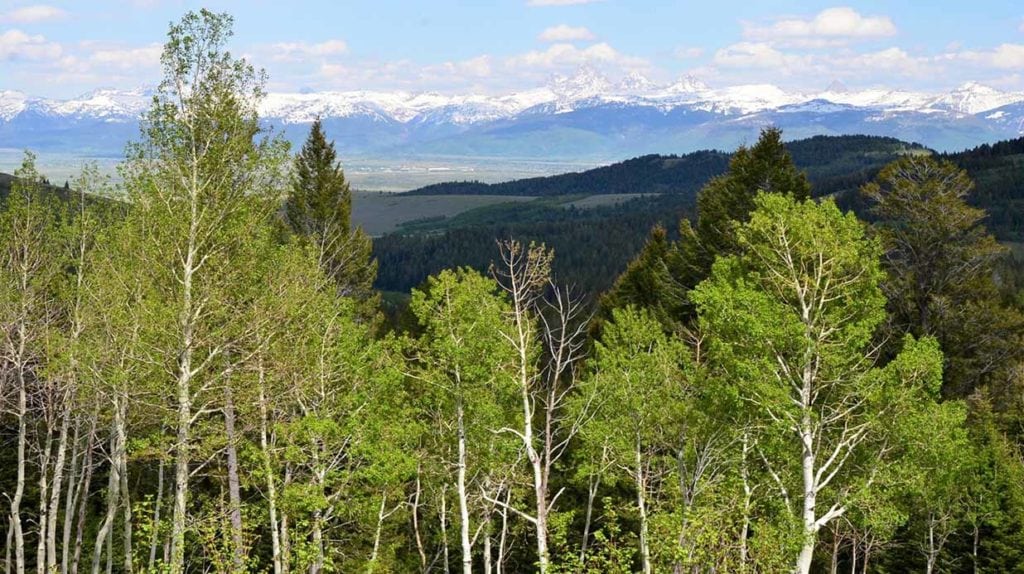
[2,1,1024,97]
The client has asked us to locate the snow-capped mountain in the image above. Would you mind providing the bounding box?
[3,69,1024,162]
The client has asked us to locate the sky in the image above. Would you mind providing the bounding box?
[2,1,1024,98]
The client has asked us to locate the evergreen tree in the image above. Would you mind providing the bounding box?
[862,155,1024,397]
[286,119,378,315]
[599,127,811,331]
[595,225,691,334]
[688,126,811,270]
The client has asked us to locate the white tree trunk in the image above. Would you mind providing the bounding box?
[496,491,510,574]
[580,475,598,563]
[411,469,427,573]
[368,493,387,572]
[926,518,937,574]
[740,432,752,573]
[11,339,28,574]
[258,368,282,574]
[456,402,472,574]
[794,417,818,574]
[440,488,451,574]
[92,402,125,574]
[61,419,83,574]
[223,385,245,572]
[46,411,71,574]
[120,443,132,574]
[281,464,293,574]
[71,425,96,574]
[482,517,492,574]
[636,440,652,574]
[169,209,199,574]
[35,408,55,574]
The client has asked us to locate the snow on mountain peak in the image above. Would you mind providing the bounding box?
[928,82,1022,115]
[666,74,710,94]
[5,78,1024,130]
[549,66,613,99]
[46,87,152,120]
[617,72,656,94]
[825,80,848,94]
[0,90,30,121]
[708,84,802,114]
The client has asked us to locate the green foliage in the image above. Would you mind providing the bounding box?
[593,225,691,335]
[550,501,637,574]
[581,306,688,462]
[373,134,926,300]
[6,9,1024,574]
[694,193,951,572]
[692,127,811,263]
[286,119,379,316]
[694,193,887,391]
[598,127,813,332]
[407,151,730,197]
[863,154,1024,397]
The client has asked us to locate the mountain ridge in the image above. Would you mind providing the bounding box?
[3,69,1024,162]
[5,69,1023,124]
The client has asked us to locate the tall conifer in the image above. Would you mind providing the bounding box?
[598,127,810,331]
[286,119,378,316]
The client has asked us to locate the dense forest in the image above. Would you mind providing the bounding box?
[373,133,1024,296]
[4,10,1024,574]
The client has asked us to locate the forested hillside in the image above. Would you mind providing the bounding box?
[4,10,1024,574]
[373,134,1024,295]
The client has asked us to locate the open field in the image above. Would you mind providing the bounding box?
[564,193,657,209]
[352,192,536,236]
[353,192,658,236]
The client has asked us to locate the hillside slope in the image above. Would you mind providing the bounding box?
[405,135,927,198]
[373,134,1024,294]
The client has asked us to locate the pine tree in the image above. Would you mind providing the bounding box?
[286,119,378,315]
[599,127,810,331]
[594,225,691,334]
[687,126,811,274]
[862,155,1024,397]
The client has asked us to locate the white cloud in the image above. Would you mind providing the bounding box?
[835,47,932,77]
[0,4,67,24]
[707,41,938,86]
[269,39,348,62]
[0,29,62,61]
[88,43,162,71]
[527,0,602,6]
[507,42,647,71]
[951,44,1024,70]
[992,44,1024,69]
[309,54,498,94]
[427,55,494,78]
[538,25,595,42]
[674,46,704,60]
[713,42,803,69]
[1019,18,1024,33]
[744,7,896,41]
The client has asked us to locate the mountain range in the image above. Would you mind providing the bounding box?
[3,67,1024,164]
